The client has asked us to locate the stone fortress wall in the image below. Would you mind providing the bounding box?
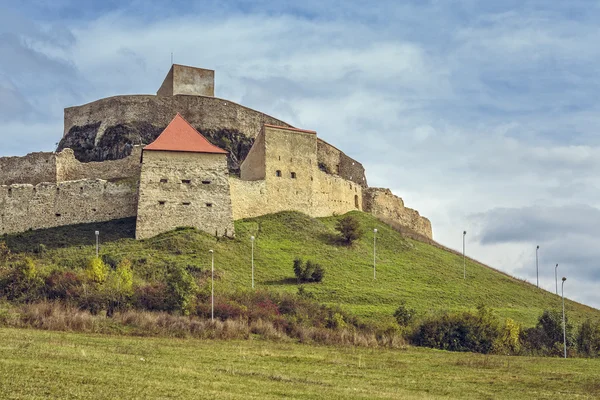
[0,179,138,235]
[0,64,433,239]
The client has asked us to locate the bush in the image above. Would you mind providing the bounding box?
[44,270,84,301]
[86,257,108,284]
[577,319,600,357]
[493,318,521,355]
[393,301,416,326]
[0,242,10,263]
[0,258,44,302]
[521,310,573,356]
[293,259,325,283]
[132,282,170,312]
[335,215,363,245]
[411,306,501,354]
[164,264,198,315]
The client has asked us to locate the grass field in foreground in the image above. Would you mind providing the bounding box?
[0,327,599,399]
[5,211,599,328]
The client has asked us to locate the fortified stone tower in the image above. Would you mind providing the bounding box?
[156,64,215,97]
[135,113,235,239]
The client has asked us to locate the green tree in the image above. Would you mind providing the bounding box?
[86,257,108,284]
[335,215,363,245]
[577,319,600,357]
[394,301,416,327]
[293,258,304,283]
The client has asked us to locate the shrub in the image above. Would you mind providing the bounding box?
[293,259,325,283]
[521,310,573,356]
[44,270,84,301]
[164,264,198,315]
[103,259,134,316]
[132,282,169,312]
[0,258,44,302]
[411,306,500,354]
[577,319,600,357]
[335,215,363,245]
[293,258,304,283]
[393,301,416,327]
[493,318,521,355]
[85,257,108,284]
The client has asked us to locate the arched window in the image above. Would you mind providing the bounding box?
[354,195,359,209]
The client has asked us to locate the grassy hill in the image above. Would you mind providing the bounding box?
[4,211,599,327]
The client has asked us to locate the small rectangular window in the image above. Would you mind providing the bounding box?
[182,179,191,184]
[206,203,213,207]
[182,202,191,206]
[160,178,168,183]
[291,172,297,179]
[276,170,282,177]
[202,180,211,185]
[55,213,61,217]
[158,201,166,206]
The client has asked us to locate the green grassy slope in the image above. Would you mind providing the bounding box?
[4,211,599,327]
[1,328,599,399]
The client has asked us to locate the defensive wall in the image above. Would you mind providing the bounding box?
[0,147,142,186]
[362,188,432,238]
[0,179,138,235]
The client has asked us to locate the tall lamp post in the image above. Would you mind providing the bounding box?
[250,236,255,289]
[535,245,540,288]
[373,228,378,280]
[95,230,100,258]
[209,249,214,321]
[463,231,467,279]
[555,264,559,295]
[562,276,567,359]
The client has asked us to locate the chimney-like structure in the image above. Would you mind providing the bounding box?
[157,64,215,97]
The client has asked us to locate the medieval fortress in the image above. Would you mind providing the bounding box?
[0,65,432,240]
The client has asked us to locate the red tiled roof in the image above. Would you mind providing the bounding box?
[264,124,317,134]
[144,113,228,154]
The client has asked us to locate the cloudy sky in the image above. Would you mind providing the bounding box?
[1,0,599,308]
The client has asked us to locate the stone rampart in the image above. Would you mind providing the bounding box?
[0,179,138,235]
[0,152,56,186]
[63,95,292,143]
[317,139,367,187]
[56,146,142,182]
[362,187,432,238]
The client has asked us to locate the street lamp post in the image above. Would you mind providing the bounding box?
[250,236,255,289]
[95,230,100,258]
[562,276,567,359]
[209,249,214,321]
[555,264,559,295]
[463,231,467,279]
[373,229,377,280]
[536,245,540,288]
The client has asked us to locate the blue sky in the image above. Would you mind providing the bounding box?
[1,0,600,308]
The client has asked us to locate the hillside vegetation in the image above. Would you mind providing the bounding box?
[3,211,598,328]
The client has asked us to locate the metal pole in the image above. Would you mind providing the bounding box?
[562,277,567,359]
[95,230,99,258]
[555,264,559,295]
[536,245,539,288]
[251,236,255,289]
[463,231,466,279]
[210,249,214,321]
[373,229,377,280]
